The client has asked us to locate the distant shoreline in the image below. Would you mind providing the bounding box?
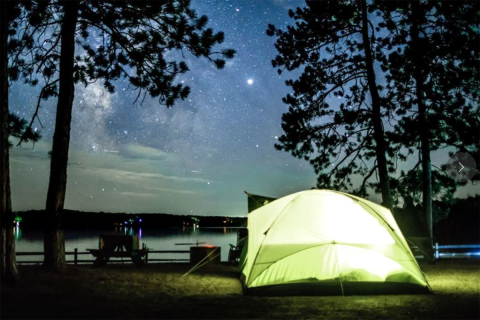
[16,209,247,229]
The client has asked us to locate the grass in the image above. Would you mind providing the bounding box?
[1,259,479,319]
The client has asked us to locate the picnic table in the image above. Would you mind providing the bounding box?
[88,234,148,267]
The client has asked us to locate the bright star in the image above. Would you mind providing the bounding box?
[247,78,253,85]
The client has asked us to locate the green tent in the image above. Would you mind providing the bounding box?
[240,189,430,295]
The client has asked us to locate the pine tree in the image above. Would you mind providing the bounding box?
[0,0,15,286]
[17,0,235,270]
[267,0,394,207]
[1,0,46,286]
[379,1,480,238]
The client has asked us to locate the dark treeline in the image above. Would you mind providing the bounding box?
[395,196,480,244]
[16,210,247,229]
[434,196,480,244]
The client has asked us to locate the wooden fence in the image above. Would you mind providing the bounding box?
[16,249,190,265]
[17,243,480,264]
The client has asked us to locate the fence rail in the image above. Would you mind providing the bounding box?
[434,243,480,259]
[16,249,190,265]
[16,244,480,264]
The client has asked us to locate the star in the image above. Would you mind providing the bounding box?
[16,0,454,217]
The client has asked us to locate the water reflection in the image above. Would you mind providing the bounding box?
[124,226,133,236]
[14,225,21,240]
[14,226,242,262]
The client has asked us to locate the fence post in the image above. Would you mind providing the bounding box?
[74,248,78,265]
[145,250,149,265]
[434,242,439,260]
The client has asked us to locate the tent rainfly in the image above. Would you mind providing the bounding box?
[240,189,431,295]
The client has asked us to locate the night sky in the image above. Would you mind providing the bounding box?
[8,0,478,216]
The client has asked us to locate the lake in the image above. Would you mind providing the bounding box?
[14,225,243,263]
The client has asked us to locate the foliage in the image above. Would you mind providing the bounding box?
[390,168,455,220]
[380,0,479,207]
[7,112,41,147]
[267,1,396,198]
[11,0,236,142]
[269,0,479,207]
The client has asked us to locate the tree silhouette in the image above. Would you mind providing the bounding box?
[8,113,41,147]
[0,0,15,286]
[1,0,47,286]
[269,0,478,221]
[267,0,395,208]
[379,1,479,238]
[19,0,235,270]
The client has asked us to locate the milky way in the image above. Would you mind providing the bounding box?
[8,0,477,216]
[9,0,316,216]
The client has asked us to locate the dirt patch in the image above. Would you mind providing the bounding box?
[1,260,479,319]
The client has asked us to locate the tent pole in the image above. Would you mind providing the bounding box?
[333,242,345,296]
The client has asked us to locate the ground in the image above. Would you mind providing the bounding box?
[1,259,479,319]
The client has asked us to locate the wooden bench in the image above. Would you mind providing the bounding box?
[88,234,148,267]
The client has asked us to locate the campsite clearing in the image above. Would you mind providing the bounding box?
[1,259,479,319]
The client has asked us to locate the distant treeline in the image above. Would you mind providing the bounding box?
[395,195,480,244]
[17,210,247,229]
[434,196,480,244]
[15,195,479,244]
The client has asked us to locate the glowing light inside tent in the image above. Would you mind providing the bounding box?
[314,197,396,244]
[336,245,403,281]
[241,190,429,294]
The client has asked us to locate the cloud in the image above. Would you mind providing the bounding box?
[82,167,210,184]
[66,148,212,199]
[119,192,157,198]
[146,187,197,195]
[124,143,177,160]
[8,140,54,170]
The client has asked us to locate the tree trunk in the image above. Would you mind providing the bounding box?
[0,1,20,286]
[5,156,20,287]
[43,1,79,271]
[410,1,433,241]
[360,0,393,210]
[0,1,9,280]
[0,235,3,282]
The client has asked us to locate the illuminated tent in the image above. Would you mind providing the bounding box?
[240,189,430,295]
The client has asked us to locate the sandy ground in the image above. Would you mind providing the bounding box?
[1,259,479,319]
